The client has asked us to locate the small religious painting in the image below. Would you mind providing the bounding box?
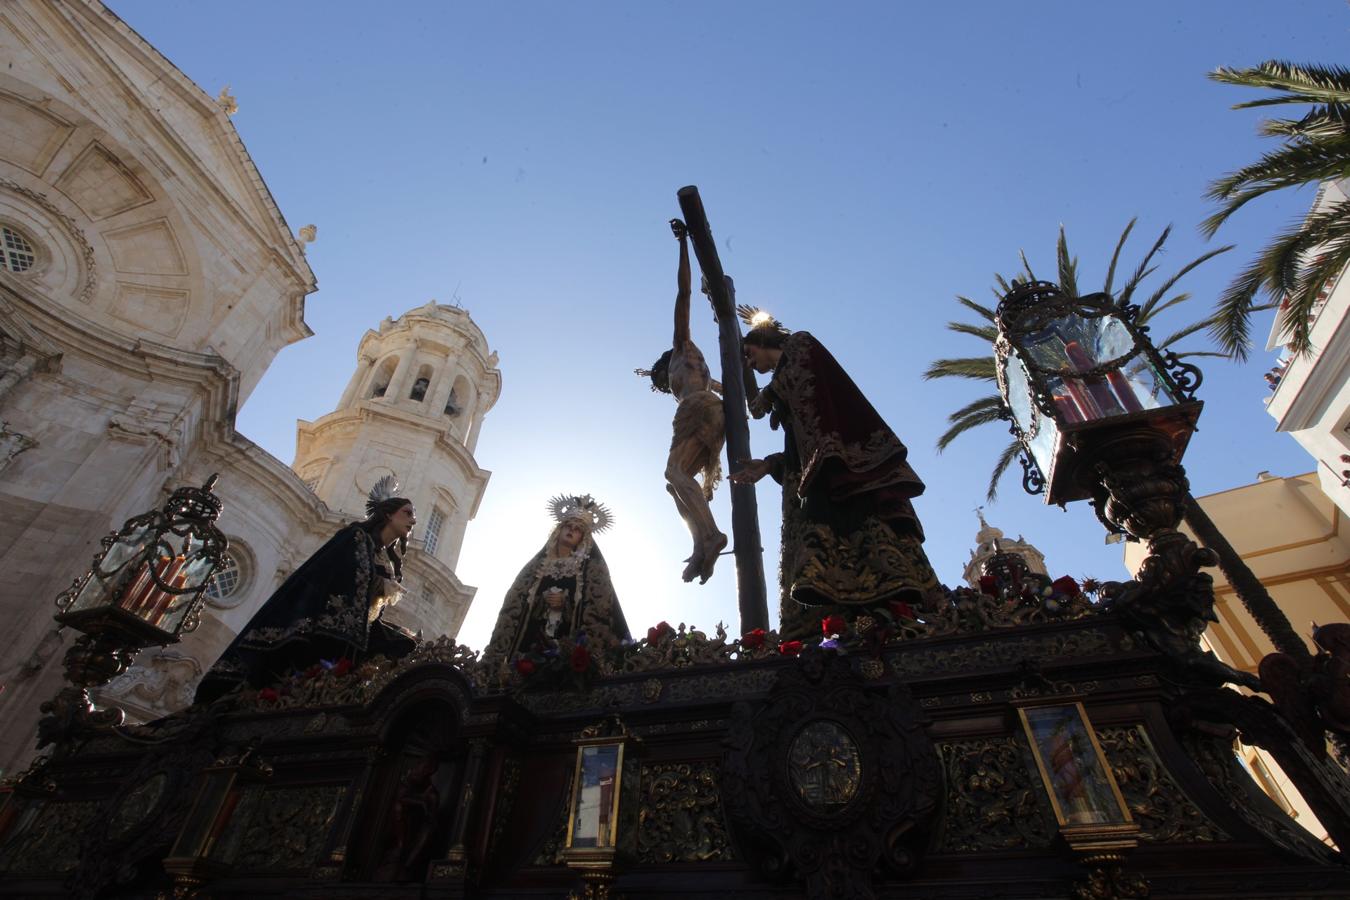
[567,743,623,849]
[787,719,862,813]
[1018,702,1130,827]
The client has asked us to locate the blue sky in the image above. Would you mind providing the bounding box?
[110,1,1343,649]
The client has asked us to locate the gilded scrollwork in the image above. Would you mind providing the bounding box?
[936,737,1055,851]
[233,636,489,711]
[1096,726,1226,843]
[636,763,735,863]
[890,630,1117,678]
[0,800,99,875]
[227,784,346,872]
[1182,733,1336,864]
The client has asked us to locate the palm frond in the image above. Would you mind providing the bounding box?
[1208,255,1273,361]
[1170,350,1236,360]
[954,295,996,321]
[936,396,1007,451]
[1259,104,1350,139]
[1156,314,1224,351]
[922,357,998,381]
[1137,244,1234,320]
[1056,225,1079,297]
[1144,292,1191,321]
[1103,218,1136,295]
[946,321,999,342]
[1282,230,1350,352]
[986,439,1024,502]
[1018,250,1037,284]
[1211,61,1350,106]
[1202,141,1350,236]
[1117,225,1171,308]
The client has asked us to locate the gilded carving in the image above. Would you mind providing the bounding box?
[636,763,735,863]
[0,800,100,875]
[227,784,346,872]
[1096,726,1226,843]
[936,737,1056,851]
[1182,733,1336,864]
[891,629,1117,678]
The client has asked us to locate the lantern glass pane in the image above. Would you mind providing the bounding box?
[1019,703,1130,827]
[1005,357,1058,480]
[170,772,235,859]
[99,525,153,575]
[569,743,621,849]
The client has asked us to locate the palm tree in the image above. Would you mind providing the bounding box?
[1205,61,1350,359]
[924,220,1232,500]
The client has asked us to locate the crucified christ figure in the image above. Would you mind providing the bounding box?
[638,219,728,583]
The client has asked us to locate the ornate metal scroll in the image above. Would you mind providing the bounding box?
[1096,726,1226,844]
[0,800,99,875]
[1181,733,1336,864]
[636,762,735,863]
[936,737,1056,851]
[227,784,346,873]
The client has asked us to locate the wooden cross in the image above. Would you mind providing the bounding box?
[676,186,769,632]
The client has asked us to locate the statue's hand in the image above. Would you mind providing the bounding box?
[669,218,688,241]
[729,459,770,485]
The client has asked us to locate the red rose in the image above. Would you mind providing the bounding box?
[1051,575,1080,597]
[741,628,767,649]
[647,621,673,644]
[570,644,591,672]
[978,575,999,596]
[303,664,323,679]
[889,600,917,621]
[258,687,280,703]
[331,657,353,677]
[821,614,847,637]
[778,640,804,656]
[515,658,536,676]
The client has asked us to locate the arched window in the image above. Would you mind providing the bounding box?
[204,543,253,609]
[409,364,434,402]
[0,225,37,273]
[423,506,445,555]
[370,356,397,398]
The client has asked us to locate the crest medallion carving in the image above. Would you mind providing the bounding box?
[722,649,940,899]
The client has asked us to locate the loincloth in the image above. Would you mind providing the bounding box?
[671,390,725,499]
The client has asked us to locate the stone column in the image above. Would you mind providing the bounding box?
[385,343,419,405]
[337,356,375,409]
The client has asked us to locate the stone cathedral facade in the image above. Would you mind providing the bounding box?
[0,1,497,775]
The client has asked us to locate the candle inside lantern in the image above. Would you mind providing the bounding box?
[118,555,189,627]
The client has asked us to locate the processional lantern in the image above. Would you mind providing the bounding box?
[563,716,642,899]
[39,476,228,747]
[1017,701,1146,896]
[162,746,272,896]
[994,281,1203,507]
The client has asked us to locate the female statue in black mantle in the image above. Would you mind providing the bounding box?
[482,494,630,667]
[194,476,420,703]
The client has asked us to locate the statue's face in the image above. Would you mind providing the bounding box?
[389,503,417,540]
[743,341,779,374]
[557,519,586,552]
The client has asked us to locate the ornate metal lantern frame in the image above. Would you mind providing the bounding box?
[54,475,229,646]
[563,716,642,899]
[994,281,1204,505]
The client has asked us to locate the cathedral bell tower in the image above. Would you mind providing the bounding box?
[292,300,501,638]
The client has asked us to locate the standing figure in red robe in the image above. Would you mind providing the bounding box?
[730,312,942,639]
